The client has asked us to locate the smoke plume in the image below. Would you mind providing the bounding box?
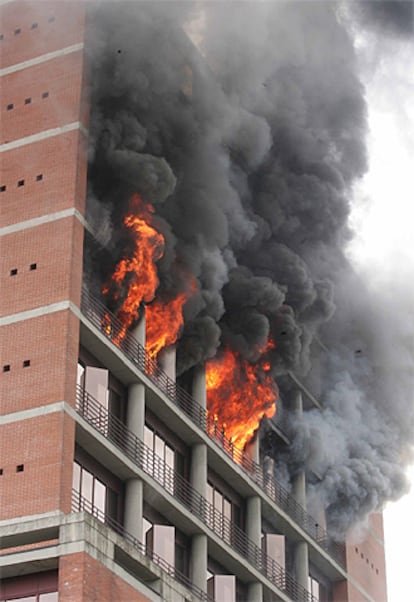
[86,1,414,538]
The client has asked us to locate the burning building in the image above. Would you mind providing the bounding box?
[2,0,413,600]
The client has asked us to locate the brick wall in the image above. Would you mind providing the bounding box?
[333,513,387,602]
[2,51,86,144]
[1,1,86,68]
[59,552,153,602]
[0,411,75,519]
[1,129,88,227]
[1,309,79,414]
[0,0,87,530]
[1,216,83,316]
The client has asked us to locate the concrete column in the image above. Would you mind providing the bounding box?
[132,309,146,347]
[159,345,176,381]
[291,388,309,592]
[246,496,261,547]
[245,434,260,465]
[127,382,145,440]
[190,443,207,498]
[190,533,208,594]
[246,496,263,602]
[190,437,208,593]
[124,383,145,542]
[124,479,143,543]
[192,364,207,409]
[293,540,309,592]
[247,581,263,602]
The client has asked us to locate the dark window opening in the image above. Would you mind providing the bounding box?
[31,22,38,29]
[36,174,43,181]
[7,103,13,110]
[0,35,4,41]
[14,28,21,35]
[0,468,3,475]
[42,91,49,99]
[23,359,31,367]
[3,365,11,372]
[0,185,6,192]
[17,179,25,187]
[30,263,37,270]
[16,464,24,472]
[10,268,18,276]
[24,97,32,105]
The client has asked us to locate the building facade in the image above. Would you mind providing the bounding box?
[1,2,387,601]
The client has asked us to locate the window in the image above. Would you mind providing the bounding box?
[144,425,176,493]
[7,104,13,110]
[72,461,107,518]
[24,98,32,105]
[308,576,320,601]
[206,482,237,543]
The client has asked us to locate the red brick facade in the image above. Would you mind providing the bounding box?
[59,553,153,602]
[0,0,85,535]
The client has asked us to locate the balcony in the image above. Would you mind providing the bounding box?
[80,286,346,569]
[71,488,213,602]
[75,386,316,602]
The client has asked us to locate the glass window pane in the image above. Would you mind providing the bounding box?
[165,445,174,469]
[155,434,164,459]
[94,478,106,516]
[39,593,59,602]
[7,598,36,602]
[144,425,153,449]
[214,489,222,512]
[223,498,231,521]
[77,362,85,386]
[72,461,81,491]
[206,483,213,504]
[82,469,93,504]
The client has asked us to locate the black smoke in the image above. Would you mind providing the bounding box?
[86,1,414,539]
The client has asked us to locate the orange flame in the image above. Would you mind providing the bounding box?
[146,277,196,361]
[146,293,187,360]
[206,345,277,450]
[102,194,164,344]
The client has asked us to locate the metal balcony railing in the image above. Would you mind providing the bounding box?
[71,488,213,602]
[75,386,317,602]
[80,286,346,568]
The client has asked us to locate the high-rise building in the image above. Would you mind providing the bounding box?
[0,2,388,601]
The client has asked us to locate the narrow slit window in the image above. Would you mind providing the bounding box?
[24,97,32,105]
[36,174,43,181]
[0,185,6,192]
[31,23,38,29]
[42,91,49,99]
[23,359,31,367]
[30,263,37,270]
[0,469,3,475]
[14,28,21,35]
[0,35,4,41]
[17,179,25,187]
[16,464,24,472]
[10,268,18,276]
[7,103,13,110]
[3,365,11,372]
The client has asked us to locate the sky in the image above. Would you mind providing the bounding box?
[347,23,414,602]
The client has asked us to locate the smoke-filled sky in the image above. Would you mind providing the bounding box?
[86,0,414,540]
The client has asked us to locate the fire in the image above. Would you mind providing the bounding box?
[102,194,165,344]
[206,345,277,451]
[146,293,188,360]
